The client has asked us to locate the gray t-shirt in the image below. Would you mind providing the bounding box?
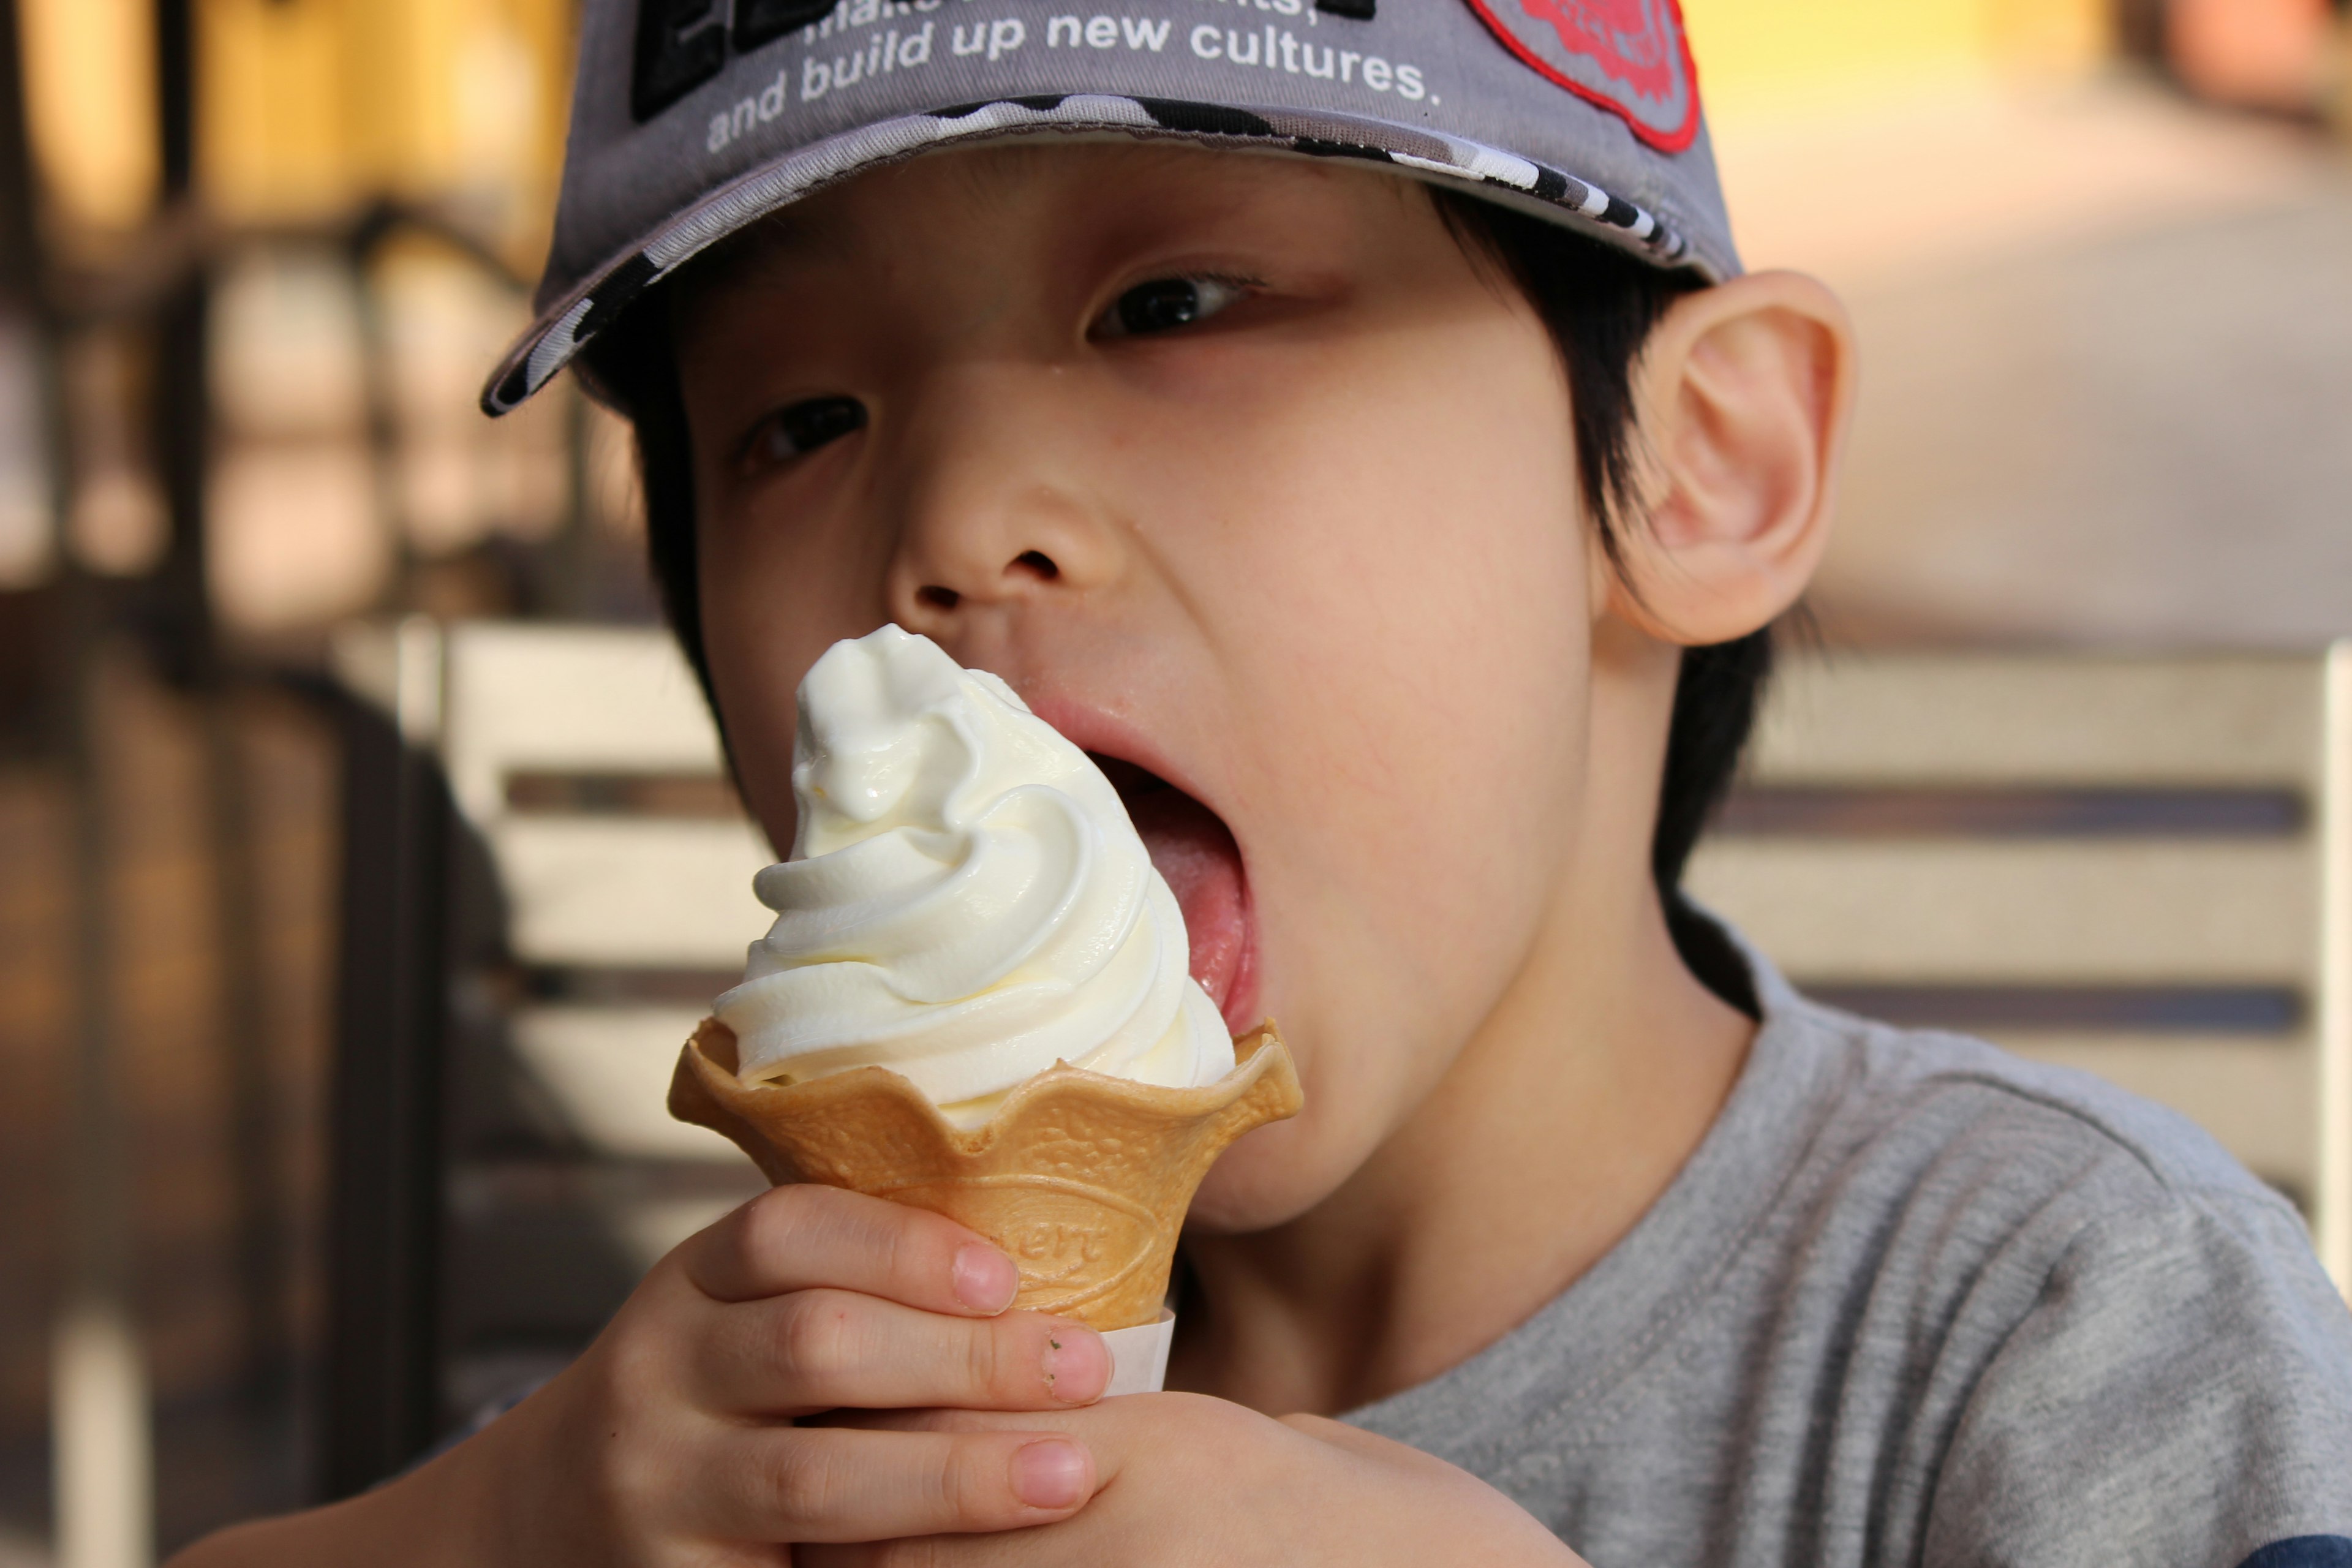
[1344,946,2352,1567]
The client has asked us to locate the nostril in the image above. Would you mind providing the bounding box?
[918,585,960,609]
[1012,550,1060,581]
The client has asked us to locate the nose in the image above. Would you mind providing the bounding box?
[881,363,1125,642]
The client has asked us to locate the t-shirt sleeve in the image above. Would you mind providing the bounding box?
[1924,1189,2352,1568]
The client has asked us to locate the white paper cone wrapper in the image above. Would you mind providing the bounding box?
[1099,1310,1175,1397]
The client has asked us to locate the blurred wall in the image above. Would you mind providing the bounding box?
[200,0,573,267]
[1684,0,2112,110]
[15,0,157,232]
[0,1,611,1555]
[8,0,650,635]
[18,0,571,263]
[2,0,2346,1556]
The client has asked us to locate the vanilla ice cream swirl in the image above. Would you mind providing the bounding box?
[715,625,1235,1126]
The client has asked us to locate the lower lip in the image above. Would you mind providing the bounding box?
[1221,909,1261,1036]
[1209,878,1261,1035]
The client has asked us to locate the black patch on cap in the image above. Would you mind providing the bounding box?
[734,0,834,51]
[632,0,727,122]
[1133,99,1277,138]
[488,359,534,414]
[1602,195,1642,229]
[1531,165,1569,202]
[576,252,661,342]
[1292,139,1393,164]
[1316,0,1376,17]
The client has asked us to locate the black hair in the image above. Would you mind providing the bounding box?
[1427,192,1769,1016]
[579,184,1771,1017]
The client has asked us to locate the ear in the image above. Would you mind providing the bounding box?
[1600,271,1856,646]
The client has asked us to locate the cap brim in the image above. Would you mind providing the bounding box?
[481,92,1720,417]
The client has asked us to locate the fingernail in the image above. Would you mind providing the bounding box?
[1010,1440,1089,1510]
[1041,1322,1109,1404]
[952,1244,1018,1313]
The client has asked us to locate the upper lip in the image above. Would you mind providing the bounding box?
[1020,694,1226,832]
[1021,687,1257,1029]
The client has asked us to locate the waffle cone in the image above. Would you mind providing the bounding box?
[668,1020,1303,1330]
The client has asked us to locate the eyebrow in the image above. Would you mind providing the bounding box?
[687,209,839,302]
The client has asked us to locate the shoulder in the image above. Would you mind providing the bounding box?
[1765,997,2352,1560]
[1780,993,2343,1357]
[1788,992,2309,1251]
[1749,990,2343,1398]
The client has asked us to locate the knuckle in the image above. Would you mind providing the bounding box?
[598,1327,665,1412]
[763,1433,846,1525]
[758,1184,908,1285]
[562,1367,674,1522]
[776,1292,859,1388]
[600,1433,672,1529]
[941,1439,1011,1526]
[876,1211,921,1291]
[743,1183,814,1256]
[962,1318,1009,1400]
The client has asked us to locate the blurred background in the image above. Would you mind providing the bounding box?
[0,0,2345,1561]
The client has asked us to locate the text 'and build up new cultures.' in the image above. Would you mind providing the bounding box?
[710,1,1433,153]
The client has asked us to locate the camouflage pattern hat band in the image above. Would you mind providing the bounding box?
[484,0,1740,415]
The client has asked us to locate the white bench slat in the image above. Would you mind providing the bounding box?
[510,1006,752,1163]
[1686,839,2316,984]
[443,623,729,821]
[413,625,2351,1295]
[1751,657,2326,789]
[494,818,774,968]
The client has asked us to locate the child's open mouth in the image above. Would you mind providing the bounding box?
[1091,754,1257,1035]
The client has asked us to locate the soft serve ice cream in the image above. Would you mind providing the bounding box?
[671,624,1302,1344]
[714,625,1237,1128]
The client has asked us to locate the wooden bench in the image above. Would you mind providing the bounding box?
[1686,649,2351,1292]
[326,618,772,1489]
[323,625,2351,1489]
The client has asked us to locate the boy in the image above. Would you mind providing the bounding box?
[178,2,2352,1563]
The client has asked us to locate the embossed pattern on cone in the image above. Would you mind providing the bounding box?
[668,1019,1303,1330]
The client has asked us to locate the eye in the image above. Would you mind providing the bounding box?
[1093,275,1256,340]
[743,395,866,470]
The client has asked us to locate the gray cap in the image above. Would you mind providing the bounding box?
[484,0,1740,415]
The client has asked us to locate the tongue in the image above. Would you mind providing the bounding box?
[1126,788,1252,1033]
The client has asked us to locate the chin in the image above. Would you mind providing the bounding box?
[1182,1110,1360,1235]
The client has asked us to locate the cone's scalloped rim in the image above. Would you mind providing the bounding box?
[671,1016,1300,1156]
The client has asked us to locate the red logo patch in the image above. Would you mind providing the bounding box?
[1521,0,1678,100]
[1463,0,1700,154]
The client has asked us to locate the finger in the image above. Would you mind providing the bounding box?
[703,1424,1096,1543]
[795,1539,994,1567]
[693,1293,1110,1415]
[812,1406,1074,1434]
[796,1534,1071,1568]
[682,1183,1019,1315]
[820,1394,1204,1501]
[817,1392,1174,1439]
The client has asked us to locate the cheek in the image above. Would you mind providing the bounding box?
[693,493,893,845]
[1172,313,1595,1216]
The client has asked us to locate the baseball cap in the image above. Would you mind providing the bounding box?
[482,0,1741,416]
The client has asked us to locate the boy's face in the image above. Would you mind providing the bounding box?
[677,143,1615,1229]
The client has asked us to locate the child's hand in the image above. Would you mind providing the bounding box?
[793,1395,1589,1567]
[457,1183,1114,1561]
